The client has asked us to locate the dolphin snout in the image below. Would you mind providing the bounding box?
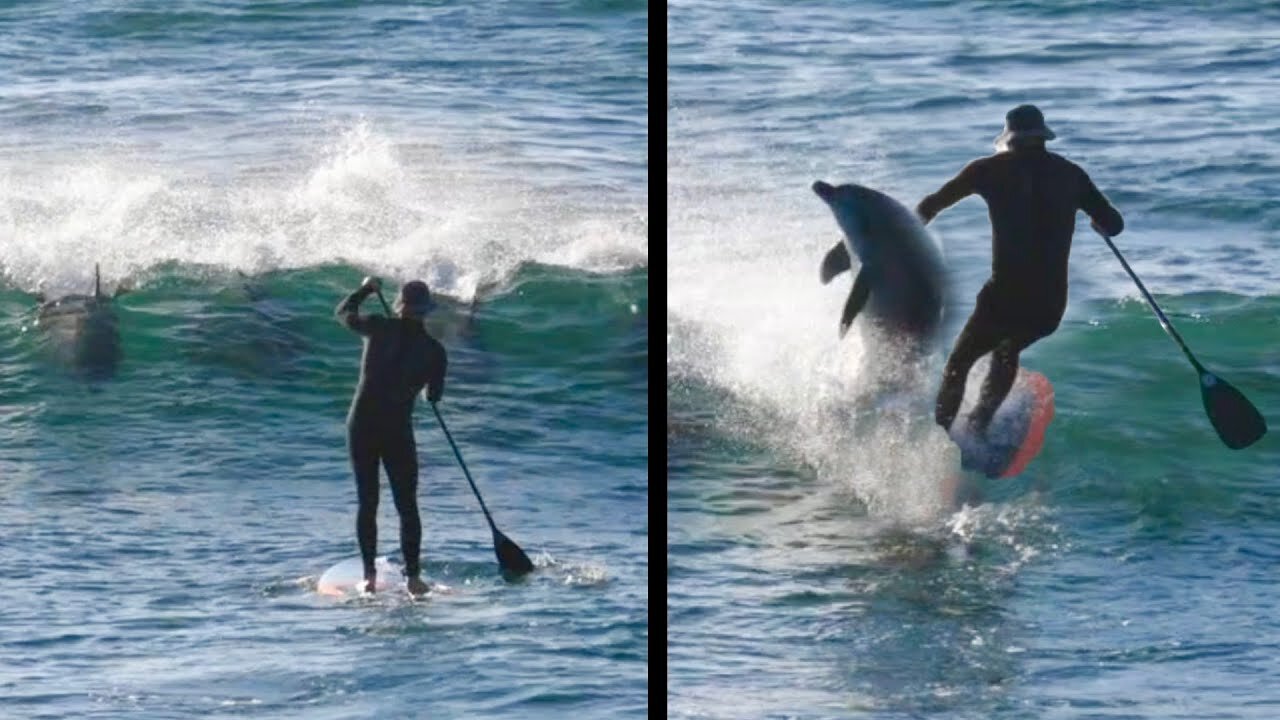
[812,180,835,200]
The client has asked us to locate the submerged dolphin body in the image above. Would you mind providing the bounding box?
[812,180,946,348]
[184,270,310,376]
[36,264,124,379]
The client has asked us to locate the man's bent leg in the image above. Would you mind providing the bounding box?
[970,311,1057,433]
[969,340,1020,433]
[936,312,1002,430]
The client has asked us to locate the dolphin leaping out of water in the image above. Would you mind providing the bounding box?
[812,180,946,348]
[35,263,127,379]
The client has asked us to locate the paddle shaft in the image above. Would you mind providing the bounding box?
[1097,231,1205,374]
[432,403,500,534]
[373,285,391,313]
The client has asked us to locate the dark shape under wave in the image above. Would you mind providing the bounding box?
[35,264,125,380]
[182,271,312,377]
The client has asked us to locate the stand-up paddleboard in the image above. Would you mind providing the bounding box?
[317,556,455,597]
[948,368,1055,478]
[317,556,396,596]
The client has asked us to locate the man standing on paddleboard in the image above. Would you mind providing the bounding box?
[917,104,1125,435]
[337,276,447,596]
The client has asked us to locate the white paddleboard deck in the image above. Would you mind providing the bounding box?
[317,556,453,597]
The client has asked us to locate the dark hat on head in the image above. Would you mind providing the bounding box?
[395,280,436,316]
[994,104,1056,148]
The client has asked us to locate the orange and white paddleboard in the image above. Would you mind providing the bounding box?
[948,369,1055,479]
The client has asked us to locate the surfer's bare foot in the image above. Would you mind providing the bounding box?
[361,573,377,594]
[406,576,430,597]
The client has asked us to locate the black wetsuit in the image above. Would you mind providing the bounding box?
[917,144,1124,430]
[336,286,447,579]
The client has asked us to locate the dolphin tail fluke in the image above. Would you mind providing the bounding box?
[839,267,872,339]
[820,243,852,284]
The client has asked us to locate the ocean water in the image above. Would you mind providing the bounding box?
[0,2,648,718]
[669,2,1280,718]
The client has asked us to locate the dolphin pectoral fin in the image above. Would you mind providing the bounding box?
[838,268,872,338]
[820,243,852,284]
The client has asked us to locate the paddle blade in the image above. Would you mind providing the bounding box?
[493,528,535,578]
[1201,372,1267,449]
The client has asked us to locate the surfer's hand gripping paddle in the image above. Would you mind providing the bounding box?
[1097,230,1266,449]
[375,288,536,577]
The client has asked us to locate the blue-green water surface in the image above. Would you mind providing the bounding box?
[669,2,1280,717]
[0,2,648,717]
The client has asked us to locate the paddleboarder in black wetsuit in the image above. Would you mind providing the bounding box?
[337,276,447,596]
[917,104,1125,435]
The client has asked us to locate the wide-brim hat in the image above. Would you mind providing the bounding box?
[394,280,437,316]
[994,104,1056,146]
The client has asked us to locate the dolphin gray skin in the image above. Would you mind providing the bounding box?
[812,180,946,344]
[35,264,125,379]
[183,270,310,376]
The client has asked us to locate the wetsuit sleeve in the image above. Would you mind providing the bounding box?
[1079,169,1125,237]
[335,286,380,336]
[424,338,447,403]
[916,160,982,224]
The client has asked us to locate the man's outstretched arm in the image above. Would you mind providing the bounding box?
[916,161,981,225]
